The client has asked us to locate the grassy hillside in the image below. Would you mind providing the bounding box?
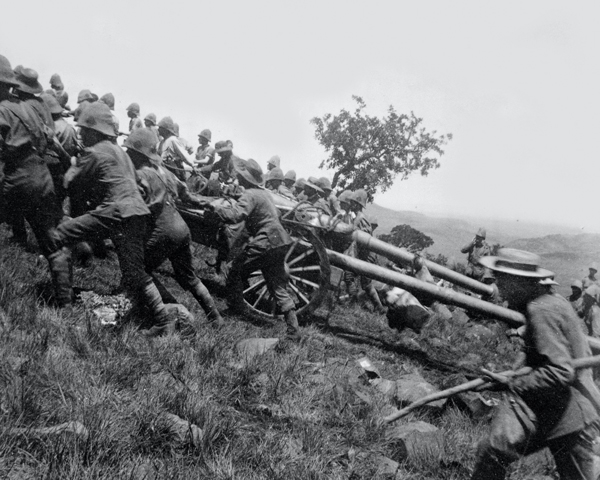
[0,223,564,479]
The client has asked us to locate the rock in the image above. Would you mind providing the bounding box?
[372,454,399,476]
[453,392,497,419]
[371,378,396,398]
[395,373,446,410]
[158,413,203,448]
[9,421,89,442]
[430,302,453,321]
[385,421,443,462]
[451,308,470,325]
[356,356,381,380]
[130,462,158,480]
[235,338,279,361]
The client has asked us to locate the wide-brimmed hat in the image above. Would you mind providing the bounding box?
[123,128,162,164]
[476,228,487,239]
[215,140,232,153]
[198,129,211,141]
[304,176,324,194]
[351,189,368,208]
[235,158,264,186]
[13,65,43,94]
[0,55,18,86]
[284,170,296,182]
[100,93,115,110]
[157,116,177,136]
[144,113,157,126]
[316,177,332,193]
[268,155,280,168]
[126,102,140,115]
[479,248,554,278]
[40,93,63,115]
[266,167,284,182]
[76,102,117,137]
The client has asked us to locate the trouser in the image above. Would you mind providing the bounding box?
[472,395,598,480]
[55,213,167,321]
[228,244,295,313]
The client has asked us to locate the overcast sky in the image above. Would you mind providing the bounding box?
[3,0,599,232]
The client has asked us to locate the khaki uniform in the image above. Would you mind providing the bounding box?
[128,116,143,133]
[194,145,215,167]
[472,293,600,480]
[461,239,491,281]
[158,135,194,182]
[214,187,294,313]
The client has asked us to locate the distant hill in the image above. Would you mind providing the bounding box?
[364,204,599,296]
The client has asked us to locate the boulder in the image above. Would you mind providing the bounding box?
[385,421,444,462]
[235,338,279,361]
[451,308,470,325]
[395,373,446,411]
[158,413,202,448]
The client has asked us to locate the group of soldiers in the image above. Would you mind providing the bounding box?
[3,54,600,479]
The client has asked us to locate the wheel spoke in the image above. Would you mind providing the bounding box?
[289,283,310,306]
[271,297,277,316]
[287,248,315,267]
[290,275,320,289]
[252,285,268,308]
[284,239,299,263]
[288,265,321,274]
[244,278,266,294]
[247,270,263,278]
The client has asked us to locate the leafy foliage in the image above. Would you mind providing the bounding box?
[311,96,452,199]
[378,224,434,253]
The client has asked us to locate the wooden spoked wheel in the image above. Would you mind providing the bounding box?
[242,225,331,318]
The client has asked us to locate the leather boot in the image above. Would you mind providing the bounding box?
[139,281,176,337]
[366,285,387,314]
[190,281,224,328]
[48,247,73,307]
[284,309,301,341]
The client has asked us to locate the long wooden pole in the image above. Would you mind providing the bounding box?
[383,354,600,424]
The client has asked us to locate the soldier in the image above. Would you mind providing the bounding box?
[347,189,386,314]
[472,248,600,480]
[302,177,327,211]
[0,54,71,306]
[54,102,181,336]
[123,129,224,328]
[582,285,600,338]
[294,178,307,201]
[73,89,96,122]
[265,167,283,191]
[203,158,301,340]
[42,94,78,158]
[194,128,215,167]
[315,177,340,215]
[200,140,239,185]
[126,102,143,132]
[582,263,599,290]
[157,116,194,181]
[267,155,280,172]
[143,113,159,142]
[461,228,491,281]
[99,93,119,136]
[481,270,501,305]
[49,73,69,111]
[569,279,585,318]
[283,170,296,190]
[173,123,194,155]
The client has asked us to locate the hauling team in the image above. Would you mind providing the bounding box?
[3,55,600,479]
[0,56,384,340]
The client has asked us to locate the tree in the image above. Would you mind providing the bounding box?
[378,224,434,253]
[311,96,452,199]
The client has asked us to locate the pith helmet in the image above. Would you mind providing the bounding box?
[571,279,583,290]
[235,158,264,186]
[100,93,115,110]
[157,116,177,136]
[49,73,63,90]
[476,228,487,239]
[77,102,117,137]
[41,93,63,115]
[13,66,43,94]
[77,89,94,103]
[478,248,554,278]
[215,140,232,153]
[0,55,18,86]
[144,113,157,126]
[305,177,324,194]
[126,102,140,115]
[266,167,284,182]
[294,178,306,189]
[173,123,180,136]
[351,189,368,208]
[124,128,162,164]
[316,177,333,193]
[284,170,296,182]
[56,90,69,108]
[268,155,280,168]
[590,262,598,272]
[198,129,212,141]
[338,189,353,204]
[584,285,600,303]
